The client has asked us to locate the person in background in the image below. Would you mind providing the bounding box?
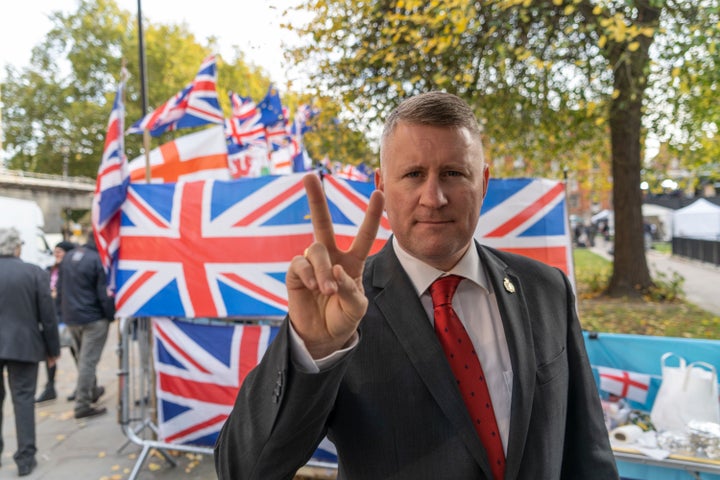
[215,92,618,479]
[0,227,60,476]
[56,233,115,419]
[35,240,76,403]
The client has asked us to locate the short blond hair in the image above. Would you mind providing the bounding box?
[380,91,483,167]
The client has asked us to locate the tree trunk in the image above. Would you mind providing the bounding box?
[608,95,652,296]
[606,4,659,297]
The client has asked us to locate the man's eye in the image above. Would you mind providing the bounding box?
[445,171,463,177]
[405,171,422,178]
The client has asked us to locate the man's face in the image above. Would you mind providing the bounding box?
[375,121,489,271]
[54,247,66,265]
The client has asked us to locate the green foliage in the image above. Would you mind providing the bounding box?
[574,249,720,339]
[1,0,371,178]
[285,0,720,295]
[645,270,685,303]
[574,247,685,301]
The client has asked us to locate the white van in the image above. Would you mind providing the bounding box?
[0,196,55,268]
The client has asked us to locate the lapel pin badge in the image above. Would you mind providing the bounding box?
[503,277,516,294]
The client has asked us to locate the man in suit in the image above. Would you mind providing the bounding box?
[0,227,60,476]
[215,92,618,479]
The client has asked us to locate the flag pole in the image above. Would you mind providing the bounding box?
[136,0,152,183]
[137,0,148,117]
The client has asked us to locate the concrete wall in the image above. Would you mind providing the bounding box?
[0,171,94,233]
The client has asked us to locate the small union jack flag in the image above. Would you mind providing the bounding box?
[225,92,267,149]
[92,66,128,291]
[127,56,224,137]
[152,317,278,445]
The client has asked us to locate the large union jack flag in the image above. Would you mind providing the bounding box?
[478,178,573,280]
[115,173,317,318]
[114,174,569,318]
[152,317,339,466]
[152,317,278,445]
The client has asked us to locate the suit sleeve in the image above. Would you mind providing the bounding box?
[560,272,619,479]
[215,320,351,480]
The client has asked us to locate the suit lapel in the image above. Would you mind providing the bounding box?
[369,242,493,477]
[478,245,536,480]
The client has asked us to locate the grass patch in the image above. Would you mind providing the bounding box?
[573,249,720,339]
[652,242,672,254]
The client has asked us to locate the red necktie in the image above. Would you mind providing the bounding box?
[430,275,506,480]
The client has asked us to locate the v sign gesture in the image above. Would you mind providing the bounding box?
[286,173,385,359]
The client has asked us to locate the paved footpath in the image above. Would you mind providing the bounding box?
[1,325,219,480]
[3,244,716,479]
[1,325,335,480]
[590,239,720,316]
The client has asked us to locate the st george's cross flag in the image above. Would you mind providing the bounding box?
[92,67,128,291]
[596,366,653,405]
[152,317,278,445]
[127,56,224,136]
[127,125,230,183]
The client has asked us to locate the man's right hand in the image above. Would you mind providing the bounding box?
[286,174,384,359]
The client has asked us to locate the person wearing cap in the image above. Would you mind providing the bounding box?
[56,232,115,419]
[35,240,76,403]
[0,227,61,476]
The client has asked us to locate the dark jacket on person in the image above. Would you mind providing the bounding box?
[57,237,115,325]
[215,240,618,479]
[0,255,61,362]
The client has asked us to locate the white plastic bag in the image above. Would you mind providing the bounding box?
[650,352,720,432]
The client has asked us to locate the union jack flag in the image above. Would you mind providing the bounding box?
[225,92,266,148]
[478,178,574,279]
[115,174,316,318]
[152,317,278,445]
[113,175,570,317]
[92,67,128,291]
[127,56,224,136]
[289,104,319,173]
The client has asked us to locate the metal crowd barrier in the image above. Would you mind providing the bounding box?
[116,316,339,479]
[672,236,720,266]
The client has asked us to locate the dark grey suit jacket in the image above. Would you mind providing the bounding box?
[0,256,60,362]
[215,241,618,479]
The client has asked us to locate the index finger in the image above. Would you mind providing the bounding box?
[347,189,385,261]
[303,173,337,251]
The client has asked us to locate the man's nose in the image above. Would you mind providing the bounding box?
[419,177,448,207]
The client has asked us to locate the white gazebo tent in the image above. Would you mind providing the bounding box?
[642,203,674,241]
[672,199,720,239]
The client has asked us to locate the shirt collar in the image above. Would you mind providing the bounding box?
[391,236,489,296]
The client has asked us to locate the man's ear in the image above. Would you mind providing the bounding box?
[481,164,490,201]
[374,168,383,192]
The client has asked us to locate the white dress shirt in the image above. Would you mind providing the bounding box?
[392,237,513,451]
[290,237,514,450]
